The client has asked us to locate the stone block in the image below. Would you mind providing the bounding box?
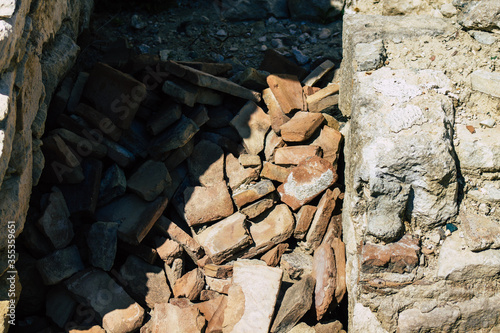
[261,243,289,267]
[128,160,170,202]
[37,187,73,249]
[146,102,182,135]
[294,205,317,240]
[313,243,337,320]
[303,188,339,251]
[240,194,276,219]
[36,245,84,285]
[274,146,321,166]
[173,268,205,301]
[263,87,290,135]
[187,140,224,187]
[460,210,500,251]
[397,306,460,333]
[230,101,271,155]
[155,216,204,261]
[302,60,335,87]
[149,116,199,159]
[471,69,500,99]
[261,162,290,183]
[148,302,206,333]
[98,164,126,207]
[264,130,286,162]
[455,124,500,174]
[361,235,420,274]
[184,182,234,226]
[280,112,324,142]
[267,74,306,115]
[458,0,500,31]
[225,153,259,190]
[87,222,118,271]
[232,180,276,208]
[311,126,342,166]
[306,83,340,113]
[45,286,76,328]
[156,237,183,265]
[280,249,313,280]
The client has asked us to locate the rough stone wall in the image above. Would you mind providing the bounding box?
[0,0,92,305]
[340,1,500,332]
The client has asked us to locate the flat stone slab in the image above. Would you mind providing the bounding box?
[37,188,73,249]
[232,180,275,208]
[187,140,225,187]
[225,153,259,190]
[243,204,295,258]
[196,212,253,265]
[280,249,314,280]
[173,268,205,301]
[278,156,337,211]
[127,160,170,201]
[437,232,500,281]
[303,189,338,251]
[230,101,271,155]
[119,255,171,308]
[313,243,337,320]
[87,222,118,271]
[274,146,322,166]
[223,260,283,333]
[266,74,306,115]
[311,126,342,166]
[65,269,145,333]
[184,182,234,226]
[280,112,324,142]
[36,245,84,285]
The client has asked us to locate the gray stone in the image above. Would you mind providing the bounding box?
[397,306,460,333]
[98,164,126,207]
[65,269,145,333]
[46,287,76,328]
[458,0,500,31]
[456,295,500,332]
[471,69,500,98]
[345,67,457,242]
[437,232,500,281]
[469,30,497,45]
[37,188,74,249]
[149,116,199,159]
[0,0,15,18]
[128,160,170,201]
[280,249,314,279]
[455,124,500,173]
[36,245,84,285]
[219,0,289,20]
[460,210,500,251]
[87,222,119,271]
[351,303,388,333]
[440,3,458,17]
[354,39,385,72]
[270,275,315,333]
[119,255,171,308]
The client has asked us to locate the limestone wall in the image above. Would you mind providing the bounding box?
[0,0,92,302]
[340,0,500,332]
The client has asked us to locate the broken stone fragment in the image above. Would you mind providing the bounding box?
[278,156,337,210]
[101,137,135,168]
[98,164,126,207]
[267,74,306,115]
[240,194,276,219]
[87,222,119,271]
[274,145,322,166]
[238,67,268,91]
[165,258,184,287]
[262,87,291,135]
[95,194,168,245]
[223,260,283,333]
[83,62,147,130]
[204,264,233,279]
[155,216,204,261]
[147,102,182,135]
[294,205,317,240]
[313,243,337,321]
[232,179,276,208]
[65,269,144,333]
[195,295,226,323]
[207,294,228,333]
[261,162,290,183]
[184,182,234,226]
[270,274,315,333]
[261,243,289,267]
[156,237,183,265]
[361,235,420,274]
[119,255,171,308]
[302,60,335,86]
[460,210,500,251]
[225,153,260,190]
[127,160,171,201]
[239,154,261,168]
[195,212,253,265]
[303,189,339,251]
[51,128,107,159]
[164,60,261,102]
[311,126,343,166]
[280,112,324,142]
[243,204,295,258]
[149,116,199,159]
[173,268,205,301]
[73,103,122,141]
[280,249,314,280]
[149,301,206,333]
[187,140,225,187]
[331,238,346,305]
[36,245,84,286]
[205,276,232,294]
[37,187,74,249]
[230,101,271,155]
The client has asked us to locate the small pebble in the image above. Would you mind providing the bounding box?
[267,16,278,24]
[318,28,332,40]
[292,47,310,64]
[258,36,267,42]
[260,45,268,51]
[216,29,227,37]
[272,39,285,49]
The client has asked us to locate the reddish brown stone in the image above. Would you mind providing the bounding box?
[302,60,335,87]
[304,189,339,251]
[306,83,340,113]
[294,205,317,240]
[280,112,324,142]
[261,162,290,183]
[200,290,223,301]
[361,235,420,273]
[240,195,276,219]
[267,74,306,115]
[156,237,183,265]
[195,295,226,322]
[232,180,275,208]
[239,154,261,168]
[466,125,476,134]
[312,243,337,321]
[278,156,338,211]
[206,293,228,333]
[331,238,346,305]
[230,101,271,155]
[261,243,289,267]
[264,130,286,162]
[184,182,234,226]
[173,268,205,301]
[262,87,291,135]
[204,264,233,279]
[149,302,206,333]
[274,146,322,166]
[303,85,321,96]
[225,153,260,190]
[155,216,204,261]
[312,126,343,166]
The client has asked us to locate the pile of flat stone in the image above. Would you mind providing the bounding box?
[28,50,346,333]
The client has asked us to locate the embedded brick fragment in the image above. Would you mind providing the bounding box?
[361,235,420,273]
[184,182,234,226]
[274,146,321,166]
[280,112,324,142]
[278,156,337,210]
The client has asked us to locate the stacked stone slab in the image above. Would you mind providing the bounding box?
[17,48,347,331]
[340,1,500,331]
